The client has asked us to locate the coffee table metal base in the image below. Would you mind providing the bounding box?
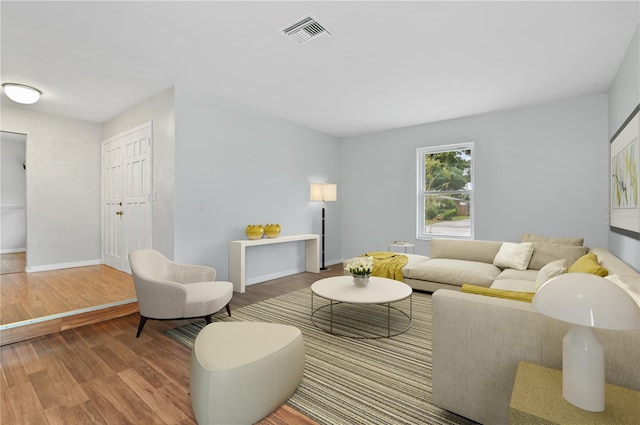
[311,292,412,339]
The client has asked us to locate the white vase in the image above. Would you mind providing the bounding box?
[353,275,370,287]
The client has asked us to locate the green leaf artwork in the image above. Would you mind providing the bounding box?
[612,140,638,209]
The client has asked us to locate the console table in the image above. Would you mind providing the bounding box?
[509,361,640,424]
[229,234,320,293]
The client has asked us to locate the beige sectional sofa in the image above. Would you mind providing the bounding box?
[349,237,639,424]
[402,236,593,293]
[428,243,640,425]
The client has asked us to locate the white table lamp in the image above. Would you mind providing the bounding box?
[532,272,640,412]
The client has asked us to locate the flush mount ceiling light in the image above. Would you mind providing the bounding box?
[2,83,42,104]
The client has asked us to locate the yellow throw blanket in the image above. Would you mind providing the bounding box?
[461,284,535,303]
[362,251,409,282]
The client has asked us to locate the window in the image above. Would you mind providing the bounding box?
[417,143,474,239]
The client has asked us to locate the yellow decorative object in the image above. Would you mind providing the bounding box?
[245,225,264,240]
[264,224,281,239]
[461,284,535,303]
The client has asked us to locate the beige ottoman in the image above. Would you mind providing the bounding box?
[190,322,305,425]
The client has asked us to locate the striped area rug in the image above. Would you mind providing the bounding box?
[165,288,476,425]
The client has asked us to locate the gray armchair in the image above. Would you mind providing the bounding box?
[129,249,233,337]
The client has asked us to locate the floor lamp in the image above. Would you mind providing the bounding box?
[310,183,337,270]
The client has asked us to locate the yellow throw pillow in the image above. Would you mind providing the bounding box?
[461,284,535,303]
[568,253,608,277]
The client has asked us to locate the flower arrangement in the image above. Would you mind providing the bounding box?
[344,256,373,277]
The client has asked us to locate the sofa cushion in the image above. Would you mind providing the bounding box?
[493,242,534,271]
[430,239,503,264]
[495,268,538,282]
[493,269,537,292]
[406,258,501,287]
[521,233,584,246]
[568,253,609,277]
[534,259,567,291]
[491,279,537,292]
[402,254,431,269]
[528,242,588,270]
[461,284,535,302]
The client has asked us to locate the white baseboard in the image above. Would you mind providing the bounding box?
[246,267,306,286]
[26,259,102,273]
[244,259,344,286]
[0,248,26,254]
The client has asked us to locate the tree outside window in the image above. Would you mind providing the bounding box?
[417,143,474,239]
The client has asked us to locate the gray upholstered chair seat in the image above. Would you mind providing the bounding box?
[129,249,233,337]
[183,281,232,317]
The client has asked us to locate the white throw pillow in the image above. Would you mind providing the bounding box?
[493,242,534,271]
[534,258,567,291]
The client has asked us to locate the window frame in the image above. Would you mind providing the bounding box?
[416,142,474,240]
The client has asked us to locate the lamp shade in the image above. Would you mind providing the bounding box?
[2,83,42,104]
[532,273,640,331]
[310,183,337,202]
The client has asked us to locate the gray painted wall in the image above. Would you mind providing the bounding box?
[0,106,102,269]
[103,86,176,259]
[340,94,609,259]
[174,84,341,283]
[607,24,640,271]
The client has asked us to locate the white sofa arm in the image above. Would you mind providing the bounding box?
[432,289,640,425]
[432,290,545,425]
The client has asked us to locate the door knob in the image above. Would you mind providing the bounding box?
[116,210,124,215]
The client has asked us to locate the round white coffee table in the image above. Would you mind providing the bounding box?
[311,276,413,338]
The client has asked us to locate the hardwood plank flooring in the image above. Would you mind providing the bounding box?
[1,252,26,275]
[1,265,138,345]
[1,303,140,346]
[1,265,136,326]
[1,266,344,425]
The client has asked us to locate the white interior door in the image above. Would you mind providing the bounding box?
[102,136,123,270]
[102,123,152,272]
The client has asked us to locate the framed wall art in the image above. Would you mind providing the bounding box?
[610,103,640,239]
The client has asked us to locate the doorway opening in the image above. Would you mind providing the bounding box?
[1,131,27,274]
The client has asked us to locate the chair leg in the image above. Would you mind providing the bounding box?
[225,302,231,317]
[136,316,148,338]
[204,314,212,324]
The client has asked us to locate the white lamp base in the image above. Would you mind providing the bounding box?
[562,324,605,412]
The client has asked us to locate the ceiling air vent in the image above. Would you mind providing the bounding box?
[279,15,331,45]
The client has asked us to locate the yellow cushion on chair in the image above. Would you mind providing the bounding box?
[461,284,535,303]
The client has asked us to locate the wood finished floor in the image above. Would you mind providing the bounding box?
[1,264,137,326]
[1,265,344,425]
[1,252,26,275]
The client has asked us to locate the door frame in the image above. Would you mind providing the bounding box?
[101,121,153,272]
